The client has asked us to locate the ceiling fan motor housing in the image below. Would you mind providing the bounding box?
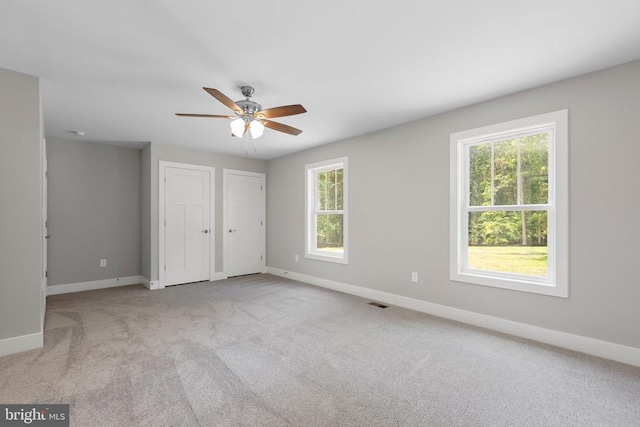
[236,99,262,116]
[236,86,261,116]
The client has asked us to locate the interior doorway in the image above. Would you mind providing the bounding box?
[159,161,215,287]
[224,169,266,277]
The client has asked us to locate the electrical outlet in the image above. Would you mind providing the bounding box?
[295,254,299,262]
[100,259,107,267]
[411,272,418,283]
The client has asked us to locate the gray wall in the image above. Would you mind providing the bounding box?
[144,144,267,281]
[266,60,640,349]
[0,68,43,341]
[47,138,140,286]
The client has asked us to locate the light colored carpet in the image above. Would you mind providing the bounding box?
[1,274,639,426]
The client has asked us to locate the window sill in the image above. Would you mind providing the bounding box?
[305,252,348,264]
[451,270,567,298]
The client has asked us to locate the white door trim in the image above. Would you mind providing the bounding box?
[41,137,47,330]
[223,169,266,277]
[159,161,215,289]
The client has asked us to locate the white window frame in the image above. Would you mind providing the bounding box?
[305,157,348,264]
[450,110,568,297]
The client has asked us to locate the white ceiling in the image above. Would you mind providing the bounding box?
[2,1,640,160]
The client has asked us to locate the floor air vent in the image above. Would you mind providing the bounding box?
[368,302,389,308]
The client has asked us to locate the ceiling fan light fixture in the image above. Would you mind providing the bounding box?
[230,117,246,137]
[249,120,264,139]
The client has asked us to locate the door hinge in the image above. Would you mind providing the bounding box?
[261,185,263,191]
[164,220,166,227]
[260,220,263,226]
[260,255,263,261]
[164,265,166,271]
[164,177,167,183]
[45,271,48,278]
[45,221,48,228]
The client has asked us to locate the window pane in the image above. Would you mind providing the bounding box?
[336,168,344,210]
[469,143,491,206]
[316,213,343,253]
[520,133,549,205]
[467,210,548,277]
[316,168,343,212]
[493,139,518,205]
[316,171,326,210]
[326,169,336,210]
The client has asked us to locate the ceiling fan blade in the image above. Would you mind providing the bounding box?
[262,119,303,136]
[175,113,234,119]
[203,87,244,114]
[255,104,307,119]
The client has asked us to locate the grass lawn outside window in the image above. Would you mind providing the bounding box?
[467,246,548,277]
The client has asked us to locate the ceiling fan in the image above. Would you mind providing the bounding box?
[176,86,306,138]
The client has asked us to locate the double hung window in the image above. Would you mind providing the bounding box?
[450,111,568,297]
[305,157,348,264]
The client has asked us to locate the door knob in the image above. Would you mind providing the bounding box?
[202,229,209,234]
[45,235,51,239]
[229,229,237,233]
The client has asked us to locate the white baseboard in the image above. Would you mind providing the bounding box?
[47,275,145,296]
[266,267,640,368]
[140,277,161,290]
[0,332,43,356]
